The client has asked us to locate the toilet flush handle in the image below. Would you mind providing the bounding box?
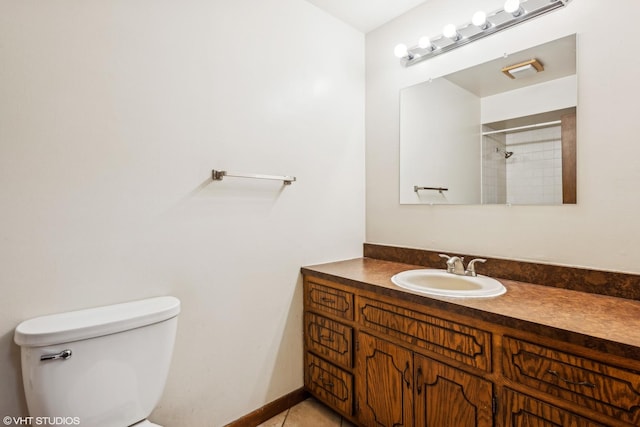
[40,349,72,361]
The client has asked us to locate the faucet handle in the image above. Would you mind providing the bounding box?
[465,258,487,277]
[439,254,464,261]
[439,254,452,270]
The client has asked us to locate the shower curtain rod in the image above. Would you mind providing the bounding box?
[481,120,561,136]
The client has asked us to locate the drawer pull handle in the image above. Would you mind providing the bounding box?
[546,370,596,388]
[320,297,335,304]
[320,334,334,342]
[319,376,334,388]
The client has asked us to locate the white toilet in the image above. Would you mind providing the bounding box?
[14,296,180,427]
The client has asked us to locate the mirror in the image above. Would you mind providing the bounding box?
[400,34,577,205]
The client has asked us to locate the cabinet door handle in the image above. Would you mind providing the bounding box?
[403,362,411,389]
[546,369,596,388]
[416,367,423,395]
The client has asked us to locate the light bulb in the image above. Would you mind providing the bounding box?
[504,0,524,16]
[394,43,408,58]
[442,24,460,40]
[472,11,488,28]
[418,36,433,50]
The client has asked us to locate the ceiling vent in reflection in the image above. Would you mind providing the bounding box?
[502,58,544,79]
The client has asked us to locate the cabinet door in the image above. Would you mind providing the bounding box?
[356,332,413,427]
[415,354,493,427]
[503,388,605,427]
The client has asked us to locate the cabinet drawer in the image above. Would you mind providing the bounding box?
[502,336,640,425]
[305,279,354,321]
[305,312,353,368]
[305,352,353,416]
[503,388,605,426]
[358,296,492,372]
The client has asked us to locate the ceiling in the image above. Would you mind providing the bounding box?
[444,34,576,98]
[303,0,430,33]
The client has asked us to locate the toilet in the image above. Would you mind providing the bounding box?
[14,296,180,427]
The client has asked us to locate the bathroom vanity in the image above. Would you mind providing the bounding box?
[302,245,640,427]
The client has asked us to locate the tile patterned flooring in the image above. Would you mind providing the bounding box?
[257,398,355,427]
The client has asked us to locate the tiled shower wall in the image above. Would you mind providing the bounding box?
[506,125,562,205]
[482,131,507,204]
[482,125,562,205]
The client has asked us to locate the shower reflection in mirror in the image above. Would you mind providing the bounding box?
[481,109,574,205]
[399,34,577,205]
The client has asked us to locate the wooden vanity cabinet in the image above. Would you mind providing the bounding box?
[304,278,356,419]
[355,331,493,427]
[305,351,354,415]
[355,295,495,427]
[304,276,496,426]
[355,332,414,427]
[503,388,606,427]
[303,274,638,427]
[501,336,640,426]
[415,353,493,427]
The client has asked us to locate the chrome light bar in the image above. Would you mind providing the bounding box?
[398,0,570,67]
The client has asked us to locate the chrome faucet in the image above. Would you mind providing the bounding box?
[465,258,486,277]
[439,254,487,277]
[439,254,465,275]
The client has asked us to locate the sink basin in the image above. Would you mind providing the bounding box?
[391,269,506,298]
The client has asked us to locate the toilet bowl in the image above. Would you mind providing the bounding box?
[14,296,180,427]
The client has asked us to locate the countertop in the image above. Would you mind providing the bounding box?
[302,257,640,361]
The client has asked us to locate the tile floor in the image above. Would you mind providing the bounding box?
[257,398,355,427]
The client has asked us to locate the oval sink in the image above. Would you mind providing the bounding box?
[391,269,506,298]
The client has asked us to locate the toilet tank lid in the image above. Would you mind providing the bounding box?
[14,296,180,347]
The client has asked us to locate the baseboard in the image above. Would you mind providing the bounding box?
[224,387,309,427]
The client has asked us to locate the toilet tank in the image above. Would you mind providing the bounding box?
[14,296,180,427]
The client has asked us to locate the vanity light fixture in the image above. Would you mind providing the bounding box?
[502,58,544,79]
[394,43,411,59]
[442,24,461,41]
[418,36,435,51]
[395,0,570,67]
[504,0,525,17]
[471,11,490,30]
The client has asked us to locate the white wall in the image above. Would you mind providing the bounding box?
[400,78,481,204]
[366,0,640,273]
[481,75,577,124]
[0,1,364,425]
